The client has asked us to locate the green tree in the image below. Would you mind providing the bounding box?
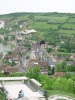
[56,61,67,72]
[48,66,52,75]
[11,60,15,67]
[38,74,54,90]
[25,66,40,80]
[67,65,75,72]
[4,36,8,41]
[0,92,6,100]
[8,51,12,55]
[2,40,7,45]
[0,52,3,59]
[51,67,55,75]
[67,78,74,92]
[11,35,15,40]
[28,15,34,20]
[0,38,2,43]
[46,47,52,53]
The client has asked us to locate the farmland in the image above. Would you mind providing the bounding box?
[0,12,75,54]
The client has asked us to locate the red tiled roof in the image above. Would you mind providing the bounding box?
[38,61,49,68]
[4,67,19,73]
[54,72,65,77]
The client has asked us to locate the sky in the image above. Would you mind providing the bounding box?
[0,0,75,14]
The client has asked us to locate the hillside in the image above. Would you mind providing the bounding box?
[0,12,75,54]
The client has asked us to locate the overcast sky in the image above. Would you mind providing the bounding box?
[0,0,75,14]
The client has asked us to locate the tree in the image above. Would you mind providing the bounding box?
[25,66,40,80]
[4,36,8,41]
[0,38,2,43]
[38,74,54,90]
[67,78,74,92]
[28,15,34,20]
[0,52,3,59]
[8,51,12,55]
[48,66,52,75]
[2,40,7,45]
[51,67,55,75]
[46,47,52,53]
[56,61,67,72]
[0,91,6,100]
[11,60,15,67]
[11,35,15,40]
[67,65,75,72]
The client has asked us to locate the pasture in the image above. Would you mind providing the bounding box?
[30,22,59,30]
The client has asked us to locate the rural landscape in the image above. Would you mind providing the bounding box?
[0,12,75,100]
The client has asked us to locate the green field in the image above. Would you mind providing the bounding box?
[0,12,75,53]
[58,29,75,34]
[68,17,75,23]
[62,23,75,30]
[30,22,59,30]
[51,52,73,56]
[35,16,68,23]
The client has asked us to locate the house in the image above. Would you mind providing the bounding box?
[4,66,19,73]
[38,50,44,60]
[26,59,38,69]
[4,53,19,62]
[4,46,27,64]
[66,61,74,66]
[49,61,56,67]
[70,55,75,61]
[0,21,5,29]
[30,51,39,60]
[16,36,24,41]
[41,69,48,74]
[54,72,65,77]
[38,61,49,69]
[13,46,27,55]
[31,43,40,52]
[0,34,4,40]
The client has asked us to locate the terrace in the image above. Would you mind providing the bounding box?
[0,77,44,100]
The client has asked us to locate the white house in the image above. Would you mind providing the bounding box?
[0,21,5,29]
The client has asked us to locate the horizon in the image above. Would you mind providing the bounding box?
[0,11,75,16]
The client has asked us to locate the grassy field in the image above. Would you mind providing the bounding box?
[58,29,75,34]
[35,16,68,23]
[68,17,75,23]
[30,22,59,30]
[62,23,75,30]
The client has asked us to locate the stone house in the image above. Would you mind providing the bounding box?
[70,55,75,61]
[30,51,39,60]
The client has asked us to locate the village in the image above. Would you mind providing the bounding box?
[0,20,75,77]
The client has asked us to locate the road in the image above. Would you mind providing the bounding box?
[19,51,28,72]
